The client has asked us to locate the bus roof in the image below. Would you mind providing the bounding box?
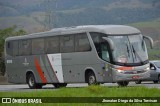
[5,25,141,41]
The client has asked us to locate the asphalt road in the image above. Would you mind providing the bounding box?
[0,82,160,92]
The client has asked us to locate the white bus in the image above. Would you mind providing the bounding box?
[5,25,153,89]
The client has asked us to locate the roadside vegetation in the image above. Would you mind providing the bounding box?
[129,19,160,60]
[0,85,159,97]
[0,26,26,76]
[129,18,160,28]
[148,49,160,60]
[0,85,160,106]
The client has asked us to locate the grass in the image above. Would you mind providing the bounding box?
[0,85,159,97]
[148,49,160,60]
[0,85,160,106]
[129,18,160,28]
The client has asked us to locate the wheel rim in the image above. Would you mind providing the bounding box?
[135,81,140,84]
[89,75,95,84]
[29,77,34,87]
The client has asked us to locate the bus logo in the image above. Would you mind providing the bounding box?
[22,58,29,66]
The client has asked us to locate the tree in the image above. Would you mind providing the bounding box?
[0,26,26,76]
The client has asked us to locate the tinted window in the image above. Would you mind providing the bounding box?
[75,33,91,52]
[6,41,13,56]
[45,37,59,53]
[19,40,31,55]
[60,35,74,53]
[32,38,44,55]
[13,41,19,56]
[91,32,110,62]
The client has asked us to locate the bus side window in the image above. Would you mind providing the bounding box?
[90,32,101,53]
[101,43,110,62]
[19,40,31,55]
[6,41,13,56]
[32,38,44,55]
[45,37,60,54]
[75,33,91,52]
[90,32,110,62]
[13,41,19,56]
[60,35,74,53]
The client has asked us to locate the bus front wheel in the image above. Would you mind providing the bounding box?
[135,80,141,84]
[27,74,42,89]
[117,81,129,87]
[87,72,98,85]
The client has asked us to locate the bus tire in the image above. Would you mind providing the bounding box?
[117,81,129,87]
[87,72,97,85]
[53,83,67,88]
[153,80,158,83]
[27,74,42,89]
[135,80,141,84]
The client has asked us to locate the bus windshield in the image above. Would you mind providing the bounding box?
[91,32,148,66]
[109,34,148,65]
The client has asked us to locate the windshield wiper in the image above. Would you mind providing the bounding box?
[132,45,137,60]
[132,45,143,64]
[126,44,130,57]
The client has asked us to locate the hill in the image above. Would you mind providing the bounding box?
[0,16,44,33]
[0,0,159,33]
[129,19,160,59]
[130,18,160,46]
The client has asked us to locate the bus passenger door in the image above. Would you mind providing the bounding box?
[102,63,113,82]
[100,42,113,82]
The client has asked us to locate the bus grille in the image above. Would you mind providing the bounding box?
[124,71,145,74]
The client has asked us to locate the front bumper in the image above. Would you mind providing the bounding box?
[112,70,151,82]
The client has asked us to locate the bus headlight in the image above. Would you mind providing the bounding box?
[147,67,150,70]
[117,70,122,73]
[116,69,125,73]
[145,67,150,71]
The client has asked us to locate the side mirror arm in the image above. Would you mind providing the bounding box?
[143,36,154,49]
[102,37,114,51]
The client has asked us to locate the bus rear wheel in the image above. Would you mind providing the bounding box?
[53,83,67,88]
[27,74,42,89]
[117,81,129,87]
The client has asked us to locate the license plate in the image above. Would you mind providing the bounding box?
[132,76,139,79]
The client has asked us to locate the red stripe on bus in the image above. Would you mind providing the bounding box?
[46,55,59,82]
[116,66,133,71]
[34,57,47,83]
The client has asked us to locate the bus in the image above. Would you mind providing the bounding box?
[5,25,153,89]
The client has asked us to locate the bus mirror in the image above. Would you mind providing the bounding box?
[143,36,154,49]
[102,37,114,51]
